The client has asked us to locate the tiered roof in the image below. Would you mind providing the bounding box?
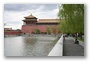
[37,19,59,23]
[22,14,37,22]
[24,14,37,19]
[22,13,61,23]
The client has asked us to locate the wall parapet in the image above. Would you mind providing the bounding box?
[48,35,63,56]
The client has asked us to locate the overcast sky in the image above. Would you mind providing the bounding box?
[4,4,60,30]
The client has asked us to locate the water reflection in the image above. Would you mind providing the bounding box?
[4,36,57,56]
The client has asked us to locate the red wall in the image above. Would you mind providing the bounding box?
[4,31,21,35]
[21,25,59,34]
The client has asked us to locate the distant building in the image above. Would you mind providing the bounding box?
[4,28,12,30]
[21,14,61,34]
[4,28,21,35]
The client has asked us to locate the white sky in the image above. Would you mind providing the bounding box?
[4,4,60,30]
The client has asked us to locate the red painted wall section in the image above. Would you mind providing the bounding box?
[4,31,21,35]
[21,25,59,34]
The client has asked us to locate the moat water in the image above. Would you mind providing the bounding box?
[4,36,57,56]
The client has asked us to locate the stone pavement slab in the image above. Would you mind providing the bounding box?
[63,37,84,56]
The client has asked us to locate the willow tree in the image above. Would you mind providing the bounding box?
[58,4,84,38]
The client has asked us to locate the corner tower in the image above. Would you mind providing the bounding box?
[21,14,38,34]
[22,14,37,25]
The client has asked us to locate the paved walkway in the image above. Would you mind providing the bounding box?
[63,37,84,56]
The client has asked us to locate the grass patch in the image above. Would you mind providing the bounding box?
[77,37,84,42]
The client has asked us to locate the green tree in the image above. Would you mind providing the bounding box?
[46,26,50,34]
[52,27,56,34]
[35,28,40,34]
[58,4,84,39]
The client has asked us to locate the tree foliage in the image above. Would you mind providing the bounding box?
[35,28,40,34]
[46,26,50,34]
[52,27,56,34]
[58,4,84,34]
